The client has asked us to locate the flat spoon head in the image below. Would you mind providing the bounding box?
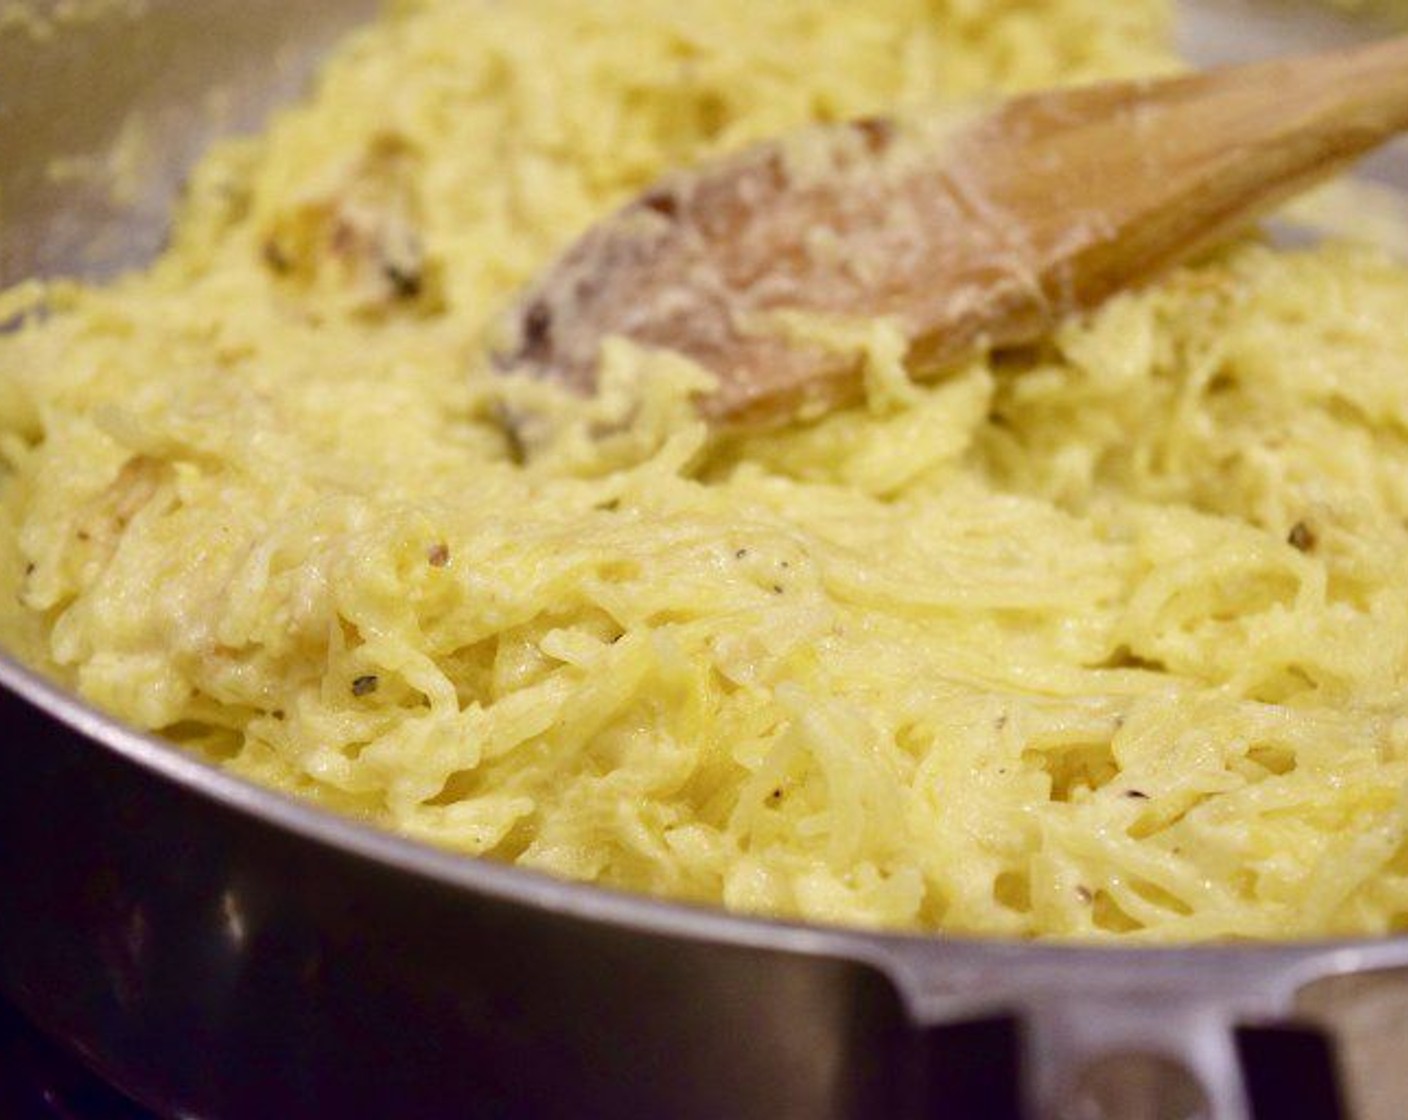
[495,35,1408,431]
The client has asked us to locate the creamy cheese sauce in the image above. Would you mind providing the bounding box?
[4,0,1408,940]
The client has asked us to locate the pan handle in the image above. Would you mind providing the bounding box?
[1015,994,1251,1120]
[869,942,1362,1120]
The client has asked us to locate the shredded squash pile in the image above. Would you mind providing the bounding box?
[4,0,1408,940]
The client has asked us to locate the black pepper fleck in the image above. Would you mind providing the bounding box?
[735,548,749,560]
[1075,886,1094,904]
[383,262,423,300]
[1287,521,1316,552]
[427,543,451,568]
[352,675,380,697]
[262,239,292,274]
[771,584,784,595]
[1125,789,1149,800]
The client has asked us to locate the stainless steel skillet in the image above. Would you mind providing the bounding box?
[4,2,1408,1117]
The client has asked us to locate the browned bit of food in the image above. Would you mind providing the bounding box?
[494,35,1408,430]
[262,134,438,317]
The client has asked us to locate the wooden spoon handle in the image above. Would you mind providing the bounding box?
[966,33,1408,322]
[496,36,1408,430]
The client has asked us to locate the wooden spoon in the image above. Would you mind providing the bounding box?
[495,35,1408,430]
